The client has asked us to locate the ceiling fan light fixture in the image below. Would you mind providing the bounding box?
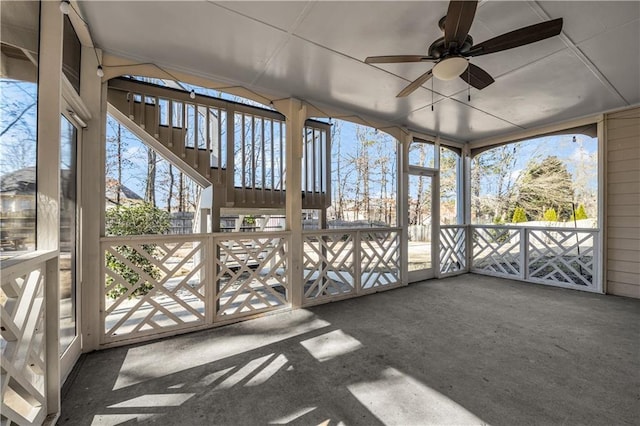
[432,57,468,81]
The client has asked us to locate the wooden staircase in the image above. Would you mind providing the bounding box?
[107,77,331,210]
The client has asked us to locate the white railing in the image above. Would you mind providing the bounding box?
[440,225,467,276]
[302,228,401,306]
[471,225,600,291]
[1,250,57,425]
[102,235,209,344]
[100,232,290,344]
[214,232,289,320]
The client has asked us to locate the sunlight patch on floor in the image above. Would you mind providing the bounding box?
[91,413,157,425]
[300,329,363,362]
[245,354,288,387]
[268,406,317,424]
[215,354,273,390]
[196,367,235,387]
[108,393,195,408]
[347,368,486,425]
[113,310,330,390]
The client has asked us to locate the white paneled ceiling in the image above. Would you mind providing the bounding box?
[79,1,640,142]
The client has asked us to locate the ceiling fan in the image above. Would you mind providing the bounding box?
[365,0,563,97]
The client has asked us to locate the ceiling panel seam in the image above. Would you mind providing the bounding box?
[390,96,524,133]
[530,0,630,105]
[250,1,318,86]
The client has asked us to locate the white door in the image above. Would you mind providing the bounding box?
[407,169,437,282]
[59,111,81,382]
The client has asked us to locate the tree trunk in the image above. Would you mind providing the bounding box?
[145,148,156,206]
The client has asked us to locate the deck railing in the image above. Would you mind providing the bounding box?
[471,225,600,291]
[301,228,401,306]
[99,228,401,346]
[1,250,57,425]
[97,224,599,347]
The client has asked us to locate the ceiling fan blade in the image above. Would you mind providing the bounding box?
[397,69,433,98]
[444,0,478,49]
[459,63,494,90]
[466,18,563,57]
[365,55,435,64]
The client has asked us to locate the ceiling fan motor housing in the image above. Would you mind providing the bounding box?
[428,35,474,59]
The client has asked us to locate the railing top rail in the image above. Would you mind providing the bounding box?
[101,230,292,244]
[471,224,599,232]
[303,227,401,236]
[108,77,286,121]
[211,230,292,240]
[0,249,58,279]
[440,224,468,229]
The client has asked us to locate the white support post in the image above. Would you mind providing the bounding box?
[80,44,106,352]
[284,99,305,309]
[398,132,410,285]
[433,138,441,278]
[520,228,528,280]
[37,2,63,418]
[463,145,473,272]
[354,230,362,294]
[597,116,606,293]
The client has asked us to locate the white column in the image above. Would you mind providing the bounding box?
[80,44,105,352]
[463,145,472,271]
[38,1,62,417]
[398,132,410,286]
[284,99,305,308]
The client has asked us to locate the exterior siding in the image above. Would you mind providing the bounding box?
[606,107,640,298]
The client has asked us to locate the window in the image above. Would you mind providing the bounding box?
[0,1,40,259]
[327,119,398,227]
[408,139,436,169]
[471,129,598,226]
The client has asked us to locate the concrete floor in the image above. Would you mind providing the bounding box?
[60,275,640,425]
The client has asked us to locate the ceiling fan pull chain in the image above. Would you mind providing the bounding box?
[431,77,434,111]
[468,65,471,102]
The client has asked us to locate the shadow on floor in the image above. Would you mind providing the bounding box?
[60,275,640,425]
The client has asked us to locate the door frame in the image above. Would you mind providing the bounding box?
[59,99,84,384]
[406,166,438,283]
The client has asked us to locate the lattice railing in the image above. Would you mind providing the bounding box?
[472,226,523,278]
[440,225,467,276]
[469,225,600,291]
[102,236,208,343]
[302,228,401,305]
[528,229,597,288]
[360,229,401,291]
[1,251,56,425]
[214,233,289,319]
[302,231,356,302]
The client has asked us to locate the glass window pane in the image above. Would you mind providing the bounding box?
[440,147,459,225]
[408,140,435,168]
[408,174,432,271]
[0,1,40,260]
[60,115,77,355]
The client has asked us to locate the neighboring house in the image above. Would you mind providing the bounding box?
[105,178,143,207]
[0,167,37,249]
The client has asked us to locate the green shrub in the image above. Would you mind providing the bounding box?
[511,207,527,223]
[105,203,170,299]
[570,204,588,221]
[543,208,558,222]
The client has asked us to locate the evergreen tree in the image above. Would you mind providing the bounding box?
[517,156,574,220]
[574,204,588,220]
[543,208,558,222]
[511,207,527,223]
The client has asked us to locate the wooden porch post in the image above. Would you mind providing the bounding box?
[282,99,305,308]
